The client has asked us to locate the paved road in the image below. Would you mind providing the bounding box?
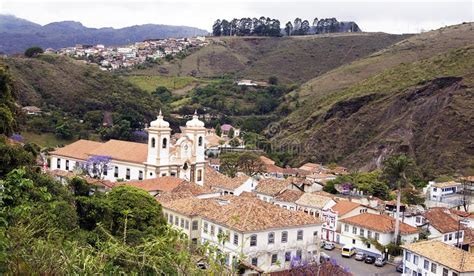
[322,248,401,276]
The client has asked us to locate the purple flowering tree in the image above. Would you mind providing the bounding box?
[288,255,350,275]
[10,134,24,142]
[79,155,111,179]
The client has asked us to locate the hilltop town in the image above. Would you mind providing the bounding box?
[52,36,207,70]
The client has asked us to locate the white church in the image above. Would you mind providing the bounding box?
[49,111,207,185]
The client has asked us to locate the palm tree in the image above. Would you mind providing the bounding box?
[382,154,416,244]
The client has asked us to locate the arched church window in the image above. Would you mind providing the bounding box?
[183,163,189,171]
[198,136,203,146]
[162,138,167,149]
[197,169,202,181]
[151,138,156,148]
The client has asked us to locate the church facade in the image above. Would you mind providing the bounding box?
[49,111,207,185]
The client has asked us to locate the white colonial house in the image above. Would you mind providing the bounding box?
[255,178,292,203]
[320,200,378,244]
[402,240,474,276]
[295,193,336,218]
[204,165,257,196]
[50,111,207,185]
[339,213,419,257]
[429,181,462,202]
[199,196,322,273]
[422,208,466,247]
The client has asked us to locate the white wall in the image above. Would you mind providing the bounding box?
[201,218,321,272]
[402,249,465,276]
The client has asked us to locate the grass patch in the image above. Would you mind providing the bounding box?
[125,75,201,92]
[21,132,75,148]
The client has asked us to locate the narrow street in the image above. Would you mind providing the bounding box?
[322,248,401,276]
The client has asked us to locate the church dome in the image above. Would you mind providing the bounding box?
[149,110,170,128]
[186,111,205,128]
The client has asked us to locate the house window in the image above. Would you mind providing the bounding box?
[203,222,208,234]
[281,231,288,243]
[268,232,275,244]
[424,260,429,270]
[126,168,130,180]
[185,220,189,229]
[233,233,238,245]
[114,166,119,177]
[57,158,61,169]
[367,230,372,238]
[296,250,302,259]
[251,257,258,266]
[360,228,365,236]
[344,224,349,232]
[197,169,202,182]
[449,233,453,241]
[442,268,448,276]
[210,225,215,236]
[297,230,303,240]
[455,231,463,239]
[174,216,179,226]
[412,271,417,276]
[271,254,278,265]
[416,217,421,223]
[161,173,167,177]
[218,228,223,237]
[367,243,371,249]
[65,160,69,170]
[151,138,155,148]
[138,170,143,180]
[431,263,437,273]
[198,136,203,146]
[250,235,257,246]
[192,220,198,230]
[374,233,380,241]
[352,239,356,244]
[162,138,167,148]
[313,231,318,238]
[285,252,291,262]
[405,252,411,261]
[444,234,448,241]
[104,166,108,176]
[453,272,458,276]
[352,226,357,234]
[413,255,418,265]
[169,214,173,223]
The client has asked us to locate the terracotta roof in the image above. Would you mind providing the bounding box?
[331,200,361,216]
[201,196,321,232]
[274,189,304,203]
[123,176,186,192]
[89,139,148,163]
[423,208,461,233]
[259,156,275,165]
[432,181,461,188]
[206,134,224,147]
[449,208,474,219]
[208,158,220,165]
[298,163,324,173]
[402,240,474,272]
[255,178,291,196]
[295,193,334,209]
[48,169,76,178]
[204,165,250,190]
[162,196,220,217]
[340,213,419,235]
[461,176,474,182]
[171,180,215,196]
[50,139,103,160]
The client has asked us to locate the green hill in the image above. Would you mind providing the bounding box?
[271,23,474,177]
[127,33,410,84]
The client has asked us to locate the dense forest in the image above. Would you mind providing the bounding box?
[211,16,361,37]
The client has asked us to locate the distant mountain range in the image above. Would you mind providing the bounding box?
[0,15,208,54]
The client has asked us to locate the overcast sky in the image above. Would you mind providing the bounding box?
[0,0,472,34]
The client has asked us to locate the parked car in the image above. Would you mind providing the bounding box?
[341,246,356,258]
[324,242,336,250]
[396,264,404,272]
[375,257,387,267]
[354,252,367,261]
[320,252,331,262]
[364,256,376,264]
[320,240,326,248]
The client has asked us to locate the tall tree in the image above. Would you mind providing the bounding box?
[212,19,222,36]
[301,20,311,35]
[382,154,417,244]
[285,21,293,36]
[221,19,231,36]
[293,18,302,35]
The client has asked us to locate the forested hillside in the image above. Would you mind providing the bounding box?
[272,23,474,177]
